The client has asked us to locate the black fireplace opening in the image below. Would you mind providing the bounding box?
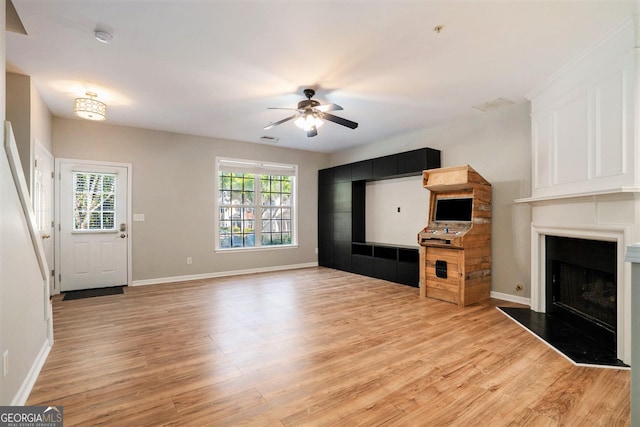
[545,236,617,353]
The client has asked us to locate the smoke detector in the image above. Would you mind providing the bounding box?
[95,30,113,44]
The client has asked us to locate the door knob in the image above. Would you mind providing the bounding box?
[119,233,127,239]
[41,234,51,239]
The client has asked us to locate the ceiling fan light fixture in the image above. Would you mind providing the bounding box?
[266,88,357,137]
[295,113,323,131]
[74,92,107,121]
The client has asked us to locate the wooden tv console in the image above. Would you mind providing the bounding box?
[417,165,491,306]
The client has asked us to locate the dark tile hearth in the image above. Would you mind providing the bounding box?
[498,307,628,368]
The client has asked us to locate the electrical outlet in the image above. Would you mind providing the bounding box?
[3,350,8,377]
[186,257,193,265]
[315,248,318,254]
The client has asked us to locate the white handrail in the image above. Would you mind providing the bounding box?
[4,121,50,318]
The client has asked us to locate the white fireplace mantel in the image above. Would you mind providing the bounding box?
[521,13,639,365]
[515,187,640,204]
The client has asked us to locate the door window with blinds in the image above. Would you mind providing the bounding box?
[72,172,117,231]
[217,158,297,250]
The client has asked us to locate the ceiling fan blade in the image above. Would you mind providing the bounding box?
[316,103,343,113]
[307,125,318,137]
[264,114,297,130]
[321,113,359,129]
[268,107,299,111]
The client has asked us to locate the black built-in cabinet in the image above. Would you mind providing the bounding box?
[318,147,441,286]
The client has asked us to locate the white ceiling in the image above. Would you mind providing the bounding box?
[7,1,638,153]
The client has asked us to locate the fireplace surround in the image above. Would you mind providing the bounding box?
[530,214,633,365]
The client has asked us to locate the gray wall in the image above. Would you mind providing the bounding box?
[5,72,30,186]
[330,103,532,300]
[53,118,330,283]
[6,72,53,191]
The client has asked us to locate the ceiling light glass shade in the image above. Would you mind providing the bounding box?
[74,92,106,121]
[294,114,323,131]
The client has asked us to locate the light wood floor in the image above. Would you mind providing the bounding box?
[28,267,630,426]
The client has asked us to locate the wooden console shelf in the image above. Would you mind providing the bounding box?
[417,165,492,306]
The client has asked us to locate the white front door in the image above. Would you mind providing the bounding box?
[57,160,130,291]
[33,143,55,294]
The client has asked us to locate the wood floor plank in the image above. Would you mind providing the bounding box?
[27,267,630,426]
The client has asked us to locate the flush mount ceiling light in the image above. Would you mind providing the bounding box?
[74,92,106,121]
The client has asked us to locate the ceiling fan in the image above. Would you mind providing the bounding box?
[264,88,358,137]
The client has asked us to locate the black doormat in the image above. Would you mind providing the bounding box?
[498,307,628,368]
[63,286,124,301]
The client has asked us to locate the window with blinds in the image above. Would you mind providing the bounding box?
[216,158,297,250]
[72,172,117,231]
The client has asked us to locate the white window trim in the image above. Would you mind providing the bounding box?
[215,157,299,252]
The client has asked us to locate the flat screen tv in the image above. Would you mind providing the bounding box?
[434,197,473,222]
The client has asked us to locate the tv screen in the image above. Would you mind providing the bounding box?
[434,197,472,222]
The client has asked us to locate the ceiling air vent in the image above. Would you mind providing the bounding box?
[260,136,280,143]
[472,97,514,112]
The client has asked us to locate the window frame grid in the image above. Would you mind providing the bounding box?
[216,158,297,251]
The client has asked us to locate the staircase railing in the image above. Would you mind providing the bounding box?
[4,121,50,320]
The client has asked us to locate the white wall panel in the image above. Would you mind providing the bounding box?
[553,93,590,185]
[596,68,626,178]
[532,114,552,190]
[528,17,636,199]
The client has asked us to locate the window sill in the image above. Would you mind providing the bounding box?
[215,244,299,254]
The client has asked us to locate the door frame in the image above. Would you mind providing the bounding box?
[34,141,55,294]
[55,158,133,291]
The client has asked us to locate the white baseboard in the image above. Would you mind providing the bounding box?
[11,339,52,406]
[132,262,319,286]
[490,291,531,306]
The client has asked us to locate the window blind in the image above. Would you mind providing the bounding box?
[218,158,297,176]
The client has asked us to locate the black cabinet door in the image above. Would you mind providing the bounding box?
[333,241,352,271]
[318,168,333,186]
[333,212,352,243]
[317,212,333,267]
[397,149,427,175]
[333,182,352,213]
[372,155,397,179]
[396,148,442,175]
[397,249,419,286]
[351,160,372,181]
[397,262,419,287]
[333,164,351,183]
[373,258,397,281]
[426,148,441,170]
[318,184,333,214]
[351,255,373,276]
